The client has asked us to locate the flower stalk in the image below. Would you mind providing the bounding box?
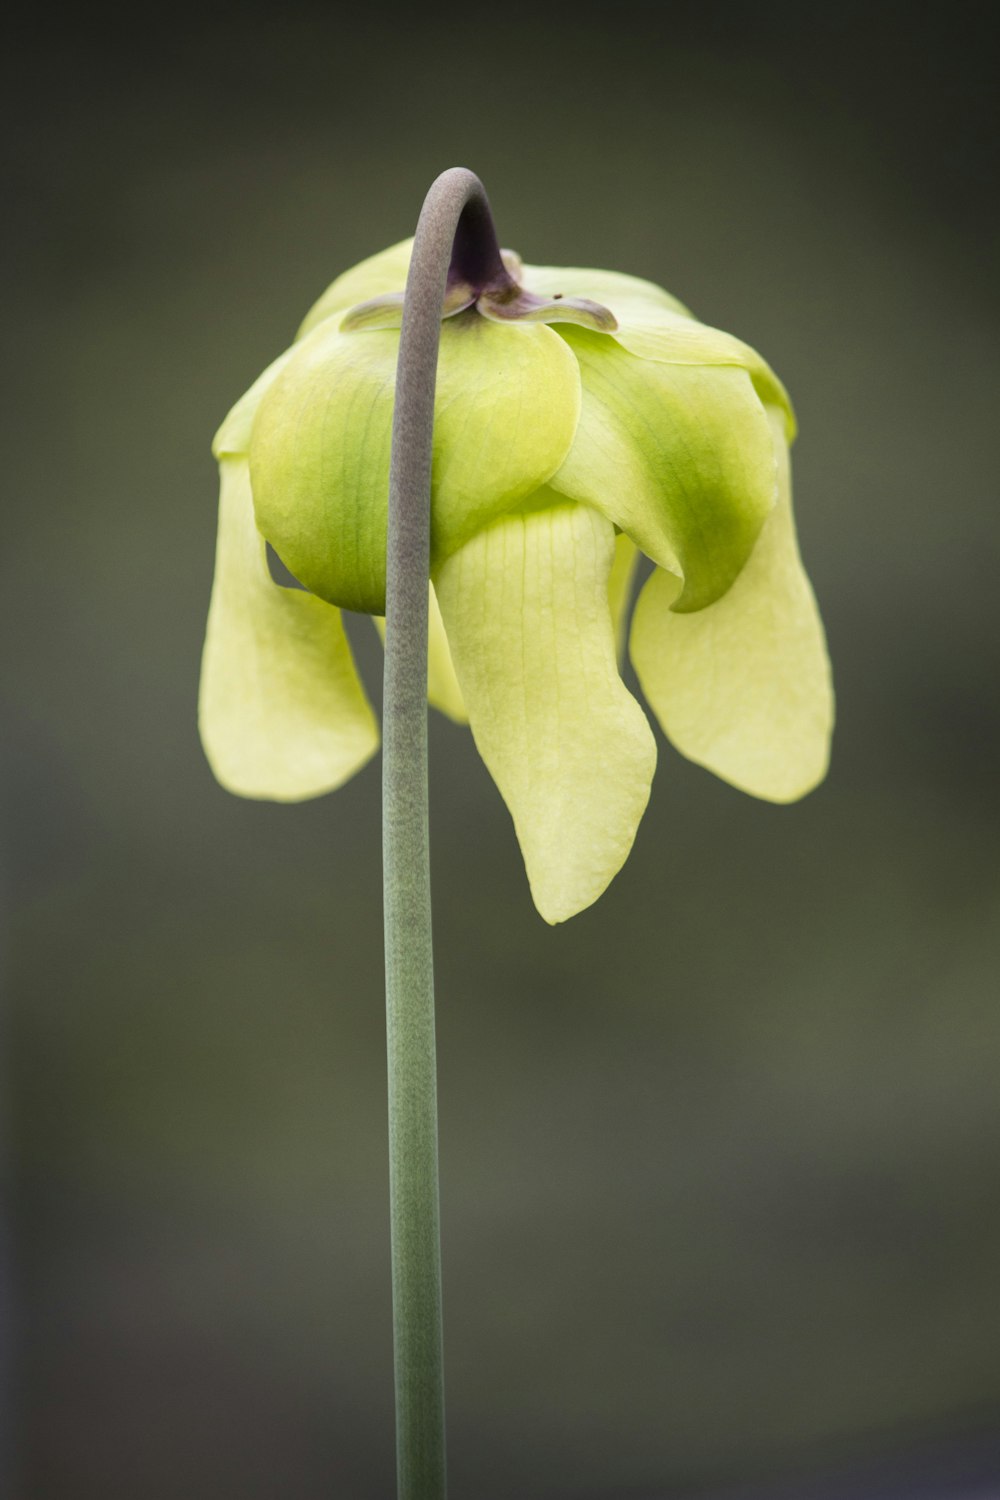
[199,163,834,1495]
[383,167,497,1500]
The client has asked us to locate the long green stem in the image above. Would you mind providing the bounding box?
[382,167,502,1500]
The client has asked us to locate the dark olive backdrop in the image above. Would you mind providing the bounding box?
[2,3,998,1497]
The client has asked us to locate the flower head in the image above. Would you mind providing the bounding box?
[200,237,833,922]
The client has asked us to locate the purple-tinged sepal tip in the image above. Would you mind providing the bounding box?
[477,286,618,332]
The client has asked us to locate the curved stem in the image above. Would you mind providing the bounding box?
[383,167,498,1500]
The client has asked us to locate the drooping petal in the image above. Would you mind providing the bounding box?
[607,532,640,665]
[250,314,581,613]
[297,238,413,337]
[552,328,777,613]
[435,494,656,924]
[373,586,468,724]
[630,408,833,803]
[199,458,378,800]
[522,262,692,320]
[426,586,467,722]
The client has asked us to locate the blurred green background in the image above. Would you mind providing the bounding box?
[2,2,998,1496]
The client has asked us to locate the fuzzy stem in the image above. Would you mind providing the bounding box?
[382,167,499,1500]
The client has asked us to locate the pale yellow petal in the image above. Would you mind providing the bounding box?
[373,586,468,724]
[435,495,656,923]
[607,532,640,665]
[630,409,832,802]
[199,459,378,800]
[426,585,467,722]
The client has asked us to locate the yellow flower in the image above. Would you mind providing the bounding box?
[200,239,833,922]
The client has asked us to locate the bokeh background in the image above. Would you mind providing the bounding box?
[2,2,998,1496]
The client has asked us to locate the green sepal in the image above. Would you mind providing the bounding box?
[551,328,777,613]
[428,314,581,565]
[249,320,396,614]
[249,313,580,614]
[613,307,795,441]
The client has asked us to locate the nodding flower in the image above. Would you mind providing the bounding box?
[200,233,833,923]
